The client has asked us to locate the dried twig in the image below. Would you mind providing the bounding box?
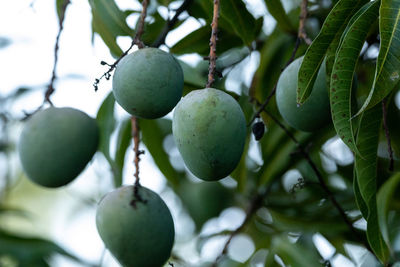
[382,99,394,171]
[261,108,374,254]
[44,0,71,105]
[130,117,145,207]
[298,0,312,45]
[152,0,194,47]
[93,0,150,91]
[206,0,220,88]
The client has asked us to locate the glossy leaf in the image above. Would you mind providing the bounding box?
[219,0,258,46]
[330,0,380,154]
[89,0,132,57]
[170,26,243,56]
[140,118,182,187]
[114,118,132,187]
[355,104,389,262]
[96,93,116,160]
[297,0,368,104]
[377,172,400,248]
[357,0,400,114]
[264,0,296,33]
[265,236,322,267]
[0,229,87,266]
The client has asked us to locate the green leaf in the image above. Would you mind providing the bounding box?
[264,0,296,33]
[297,0,368,104]
[89,0,132,57]
[170,26,243,56]
[140,118,182,187]
[354,172,369,219]
[96,93,120,186]
[330,0,380,154]
[265,236,322,267]
[377,172,400,249]
[219,0,258,46]
[357,0,400,114]
[114,118,132,187]
[96,93,116,160]
[0,229,88,266]
[355,104,389,262]
[56,0,68,23]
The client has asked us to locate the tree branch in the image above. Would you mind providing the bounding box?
[152,0,194,47]
[130,117,145,207]
[93,0,149,91]
[206,0,220,88]
[44,0,70,105]
[262,108,374,254]
[298,0,312,45]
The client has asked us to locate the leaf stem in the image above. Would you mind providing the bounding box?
[44,0,70,105]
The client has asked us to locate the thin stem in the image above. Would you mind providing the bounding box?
[298,0,312,45]
[212,190,267,266]
[382,99,394,171]
[206,0,220,88]
[44,0,70,105]
[130,117,145,207]
[264,108,374,254]
[152,0,194,47]
[93,0,149,91]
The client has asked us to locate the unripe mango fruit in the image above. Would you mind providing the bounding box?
[96,185,175,267]
[18,107,99,188]
[172,88,246,181]
[276,56,330,132]
[112,47,184,119]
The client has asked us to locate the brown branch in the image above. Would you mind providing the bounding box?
[382,99,394,171]
[152,0,194,47]
[206,0,220,88]
[262,108,374,254]
[44,0,70,105]
[298,0,312,45]
[93,0,149,91]
[212,191,267,267]
[130,117,145,207]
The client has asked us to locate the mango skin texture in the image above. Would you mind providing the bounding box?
[18,107,99,188]
[96,186,175,267]
[276,56,330,132]
[112,47,184,119]
[172,88,246,181]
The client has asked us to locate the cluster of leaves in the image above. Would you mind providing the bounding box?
[2,0,400,266]
[92,0,400,266]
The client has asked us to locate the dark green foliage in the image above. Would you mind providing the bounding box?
[18,107,99,188]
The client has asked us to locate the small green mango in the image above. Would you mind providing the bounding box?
[276,56,330,132]
[112,47,184,119]
[96,186,175,267]
[172,88,246,181]
[18,107,99,188]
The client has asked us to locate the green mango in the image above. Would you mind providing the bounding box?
[276,56,330,132]
[18,107,99,188]
[172,88,246,181]
[96,185,175,267]
[112,47,184,119]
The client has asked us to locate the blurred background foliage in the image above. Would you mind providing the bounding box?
[1,0,400,266]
